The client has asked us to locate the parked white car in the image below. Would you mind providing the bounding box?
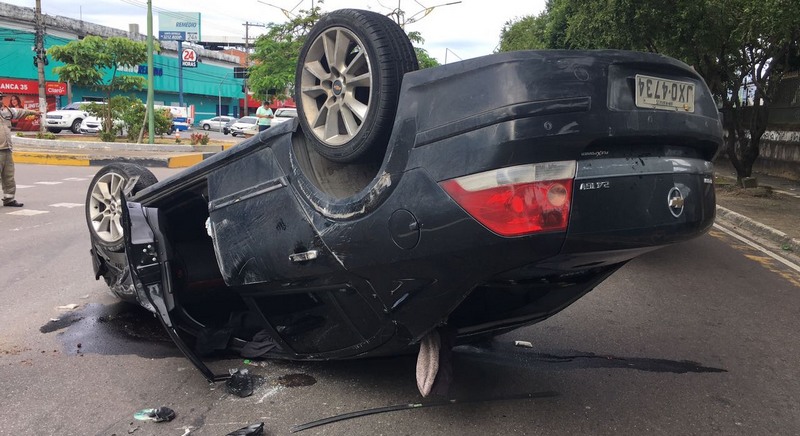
[80,116,125,134]
[271,107,297,126]
[228,116,258,137]
[46,101,94,134]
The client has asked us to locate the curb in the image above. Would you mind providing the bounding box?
[10,136,232,168]
[13,150,214,168]
[715,205,800,255]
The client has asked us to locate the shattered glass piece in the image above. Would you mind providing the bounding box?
[226,369,254,398]
[225,422,264,436]
[133,406,176,422]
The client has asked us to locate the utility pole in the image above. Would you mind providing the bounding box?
[242,22,266,116]
[34,0,47,134]
[146,0,155,143]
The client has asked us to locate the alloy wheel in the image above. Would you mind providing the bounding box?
[299,26,372,147]
[88,172,126,243]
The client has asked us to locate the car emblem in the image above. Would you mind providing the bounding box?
[667,187,684,218]
[333,80,344,96]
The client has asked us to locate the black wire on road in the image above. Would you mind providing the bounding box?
[290,391,559,433]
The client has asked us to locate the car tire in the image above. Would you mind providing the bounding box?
[47,128,61,134]
[295,9,418,163]
[70,119,82,134]
[203,124,211,130]
[85,163,158,252]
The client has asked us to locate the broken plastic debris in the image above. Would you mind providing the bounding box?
[56,304,79,311]
[226,422,264,436]
[133,406,176,422]
[514,340,533,348]
[226,368,254,398]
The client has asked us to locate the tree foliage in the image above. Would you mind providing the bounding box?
[408,31,440,69]
[49,36,151,138]
[499,0,800,181]
[249,5,323,100]
[111,96,173,142]
[249,4,436,101]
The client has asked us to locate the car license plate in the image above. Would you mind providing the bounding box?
[635,74,695,113]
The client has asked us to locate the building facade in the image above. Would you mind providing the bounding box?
[0,2,247,127]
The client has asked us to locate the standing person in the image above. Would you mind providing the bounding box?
[255,100,273,132]
[0,94,24,207]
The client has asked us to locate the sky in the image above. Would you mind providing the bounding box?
[4,0,546,63]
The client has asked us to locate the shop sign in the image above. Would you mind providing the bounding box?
[0,78,66,95]
[182,48,198,68]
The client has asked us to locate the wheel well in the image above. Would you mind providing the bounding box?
[291,130,381,199]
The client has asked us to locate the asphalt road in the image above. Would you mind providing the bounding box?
[1,164,799,436]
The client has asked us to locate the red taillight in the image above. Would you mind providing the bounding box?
[440,161,576,237]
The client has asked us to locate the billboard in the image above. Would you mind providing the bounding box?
[158,12,201,42]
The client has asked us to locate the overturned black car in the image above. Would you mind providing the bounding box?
[86,10,722,383]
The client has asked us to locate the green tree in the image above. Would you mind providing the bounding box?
[111,96,173,142]
[408,31,440,69]
[49,36,151,140]
[249,4,437,101]
[249,5,323,101]
[499,0,800,182]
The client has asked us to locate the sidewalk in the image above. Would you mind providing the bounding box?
[713,159,800,261]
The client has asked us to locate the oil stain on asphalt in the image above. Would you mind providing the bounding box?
[276,373,317,387]
[455,344,727,374]
[39,302,181,358]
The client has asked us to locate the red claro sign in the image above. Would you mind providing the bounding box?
[182,48,198,68]
[0,78,66,95]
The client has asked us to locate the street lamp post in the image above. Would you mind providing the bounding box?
[218,73,232,133]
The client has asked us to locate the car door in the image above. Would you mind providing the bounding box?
[205,146,344,287]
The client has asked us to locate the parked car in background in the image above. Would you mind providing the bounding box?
[79,116,125,135]
[79,116,103,134]
[198,116,235,131]
[228,116,257,137]
[271,107,297,126]
[46,101,95,134]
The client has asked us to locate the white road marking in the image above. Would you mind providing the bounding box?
[713,223,800,273]
[6,209,49,216]
[50,203,84,208]
[35,181,63,185]
[16,185,34,189]
[63,177,89,182]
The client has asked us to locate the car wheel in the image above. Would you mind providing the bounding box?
[203,124,211,130]
[295,9,418,163]
[47,128,61,134]
[85,163,158,252]
[71,119,82,134]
